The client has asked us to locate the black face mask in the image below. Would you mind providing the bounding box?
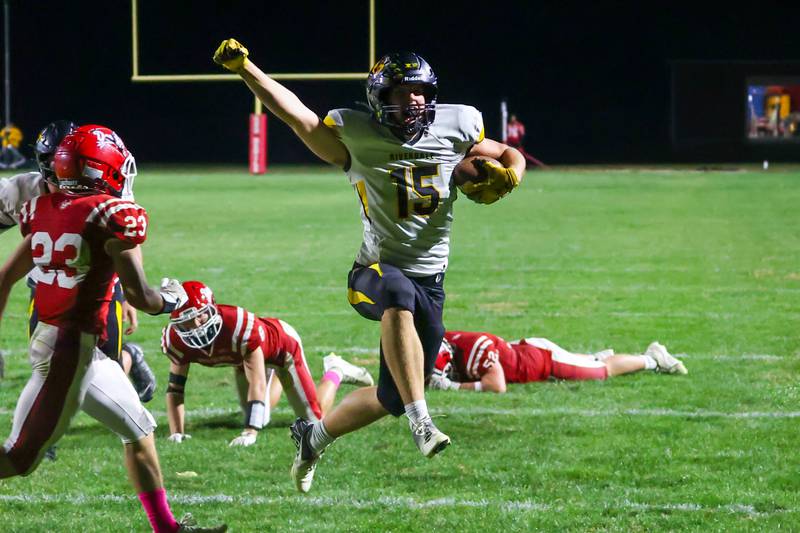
[381,102,437,139]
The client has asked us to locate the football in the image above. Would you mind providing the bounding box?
[452,155,500,187]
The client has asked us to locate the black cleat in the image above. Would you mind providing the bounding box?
[45,445,57,462]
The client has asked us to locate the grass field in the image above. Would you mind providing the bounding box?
[0,165,798,532]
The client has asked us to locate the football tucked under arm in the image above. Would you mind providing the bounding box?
[452,156,520,204]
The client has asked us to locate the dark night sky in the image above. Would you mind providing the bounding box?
[6,1,800,164]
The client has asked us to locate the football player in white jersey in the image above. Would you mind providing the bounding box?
[0,121,155,402]
[214,39,525,493]
[0,121,68,381]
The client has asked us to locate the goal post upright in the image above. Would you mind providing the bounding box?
[130,0,377,173]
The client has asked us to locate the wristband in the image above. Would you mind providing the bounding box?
[244,400,267,429]
[158,295,179,315]
[474,382,483,392]
[168,372,187,386]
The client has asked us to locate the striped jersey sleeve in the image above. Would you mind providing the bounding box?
[86,198,149,245]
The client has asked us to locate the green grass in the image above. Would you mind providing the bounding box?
[1,165,799,532]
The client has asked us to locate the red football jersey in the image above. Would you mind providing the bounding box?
[161,304,287,368]
[20,193,147,337]
[439,331,551,383]
[506,121,526,144]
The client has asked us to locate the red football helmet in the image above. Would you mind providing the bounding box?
[53,124,137,198]
[170,281,223,348]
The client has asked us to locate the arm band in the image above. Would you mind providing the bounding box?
[244,400,267,429]
[473,382,483,392]
[166,385,184,395]
[168,372,188,387]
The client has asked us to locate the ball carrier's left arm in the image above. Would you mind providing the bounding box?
[213,39,348,168]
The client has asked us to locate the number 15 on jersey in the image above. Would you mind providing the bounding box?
[391,164,444,218]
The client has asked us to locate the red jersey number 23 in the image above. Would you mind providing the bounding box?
[31,231,84,289]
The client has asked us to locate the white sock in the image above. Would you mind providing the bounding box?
[309,421,335,454]
[404,400,430,427]
[641,355,658,370]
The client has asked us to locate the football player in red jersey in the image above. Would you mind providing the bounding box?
[161,281,373,447]
[0,126,226,533]
[1,121,156,402]
[430,330,687,392]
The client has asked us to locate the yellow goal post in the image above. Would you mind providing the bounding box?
[129,0,377,170]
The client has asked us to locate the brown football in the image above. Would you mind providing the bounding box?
[452,155,500,186]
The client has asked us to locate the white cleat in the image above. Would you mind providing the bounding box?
[323,352,374,386]
[645,342,688,375]
[176,513,227,532]
[410,417,451,458]
[290,418,323,493]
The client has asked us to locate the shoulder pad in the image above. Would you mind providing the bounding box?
[455,105,484,146]
[323,108,373,142]
[86,197,148,245]
[161,325,186,364]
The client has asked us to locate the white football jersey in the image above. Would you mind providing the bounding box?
[0,171,46,233]
[324,104,484,276]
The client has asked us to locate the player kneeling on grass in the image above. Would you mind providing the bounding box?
[161,281,373,447]
[429,330,687,392]
[0,125,225,532]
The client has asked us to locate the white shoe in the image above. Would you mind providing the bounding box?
[176,513,227,532]
[645,342,688,375]
[410,417,451,458]
[290,418,323,493]
[323,352,374,386]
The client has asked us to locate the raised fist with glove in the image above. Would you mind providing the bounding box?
[213,38,249,72]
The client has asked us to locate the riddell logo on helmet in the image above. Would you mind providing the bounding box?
[404,75,424,81]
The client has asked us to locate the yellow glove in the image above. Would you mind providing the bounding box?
[460,160,520,204]
[213,38,249,72]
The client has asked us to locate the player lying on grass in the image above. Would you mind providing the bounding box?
[429,330,688,392]
[161,281,373,447]
[0,125,225,532]
[214,38,524,493]
[0,120,156,403]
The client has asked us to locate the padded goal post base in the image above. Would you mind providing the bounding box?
[249,113,267,174]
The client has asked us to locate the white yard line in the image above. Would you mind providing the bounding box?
[437,406,800,419]
[316,347,794,361]
[0,493,790,517]
[5,405,795,420]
